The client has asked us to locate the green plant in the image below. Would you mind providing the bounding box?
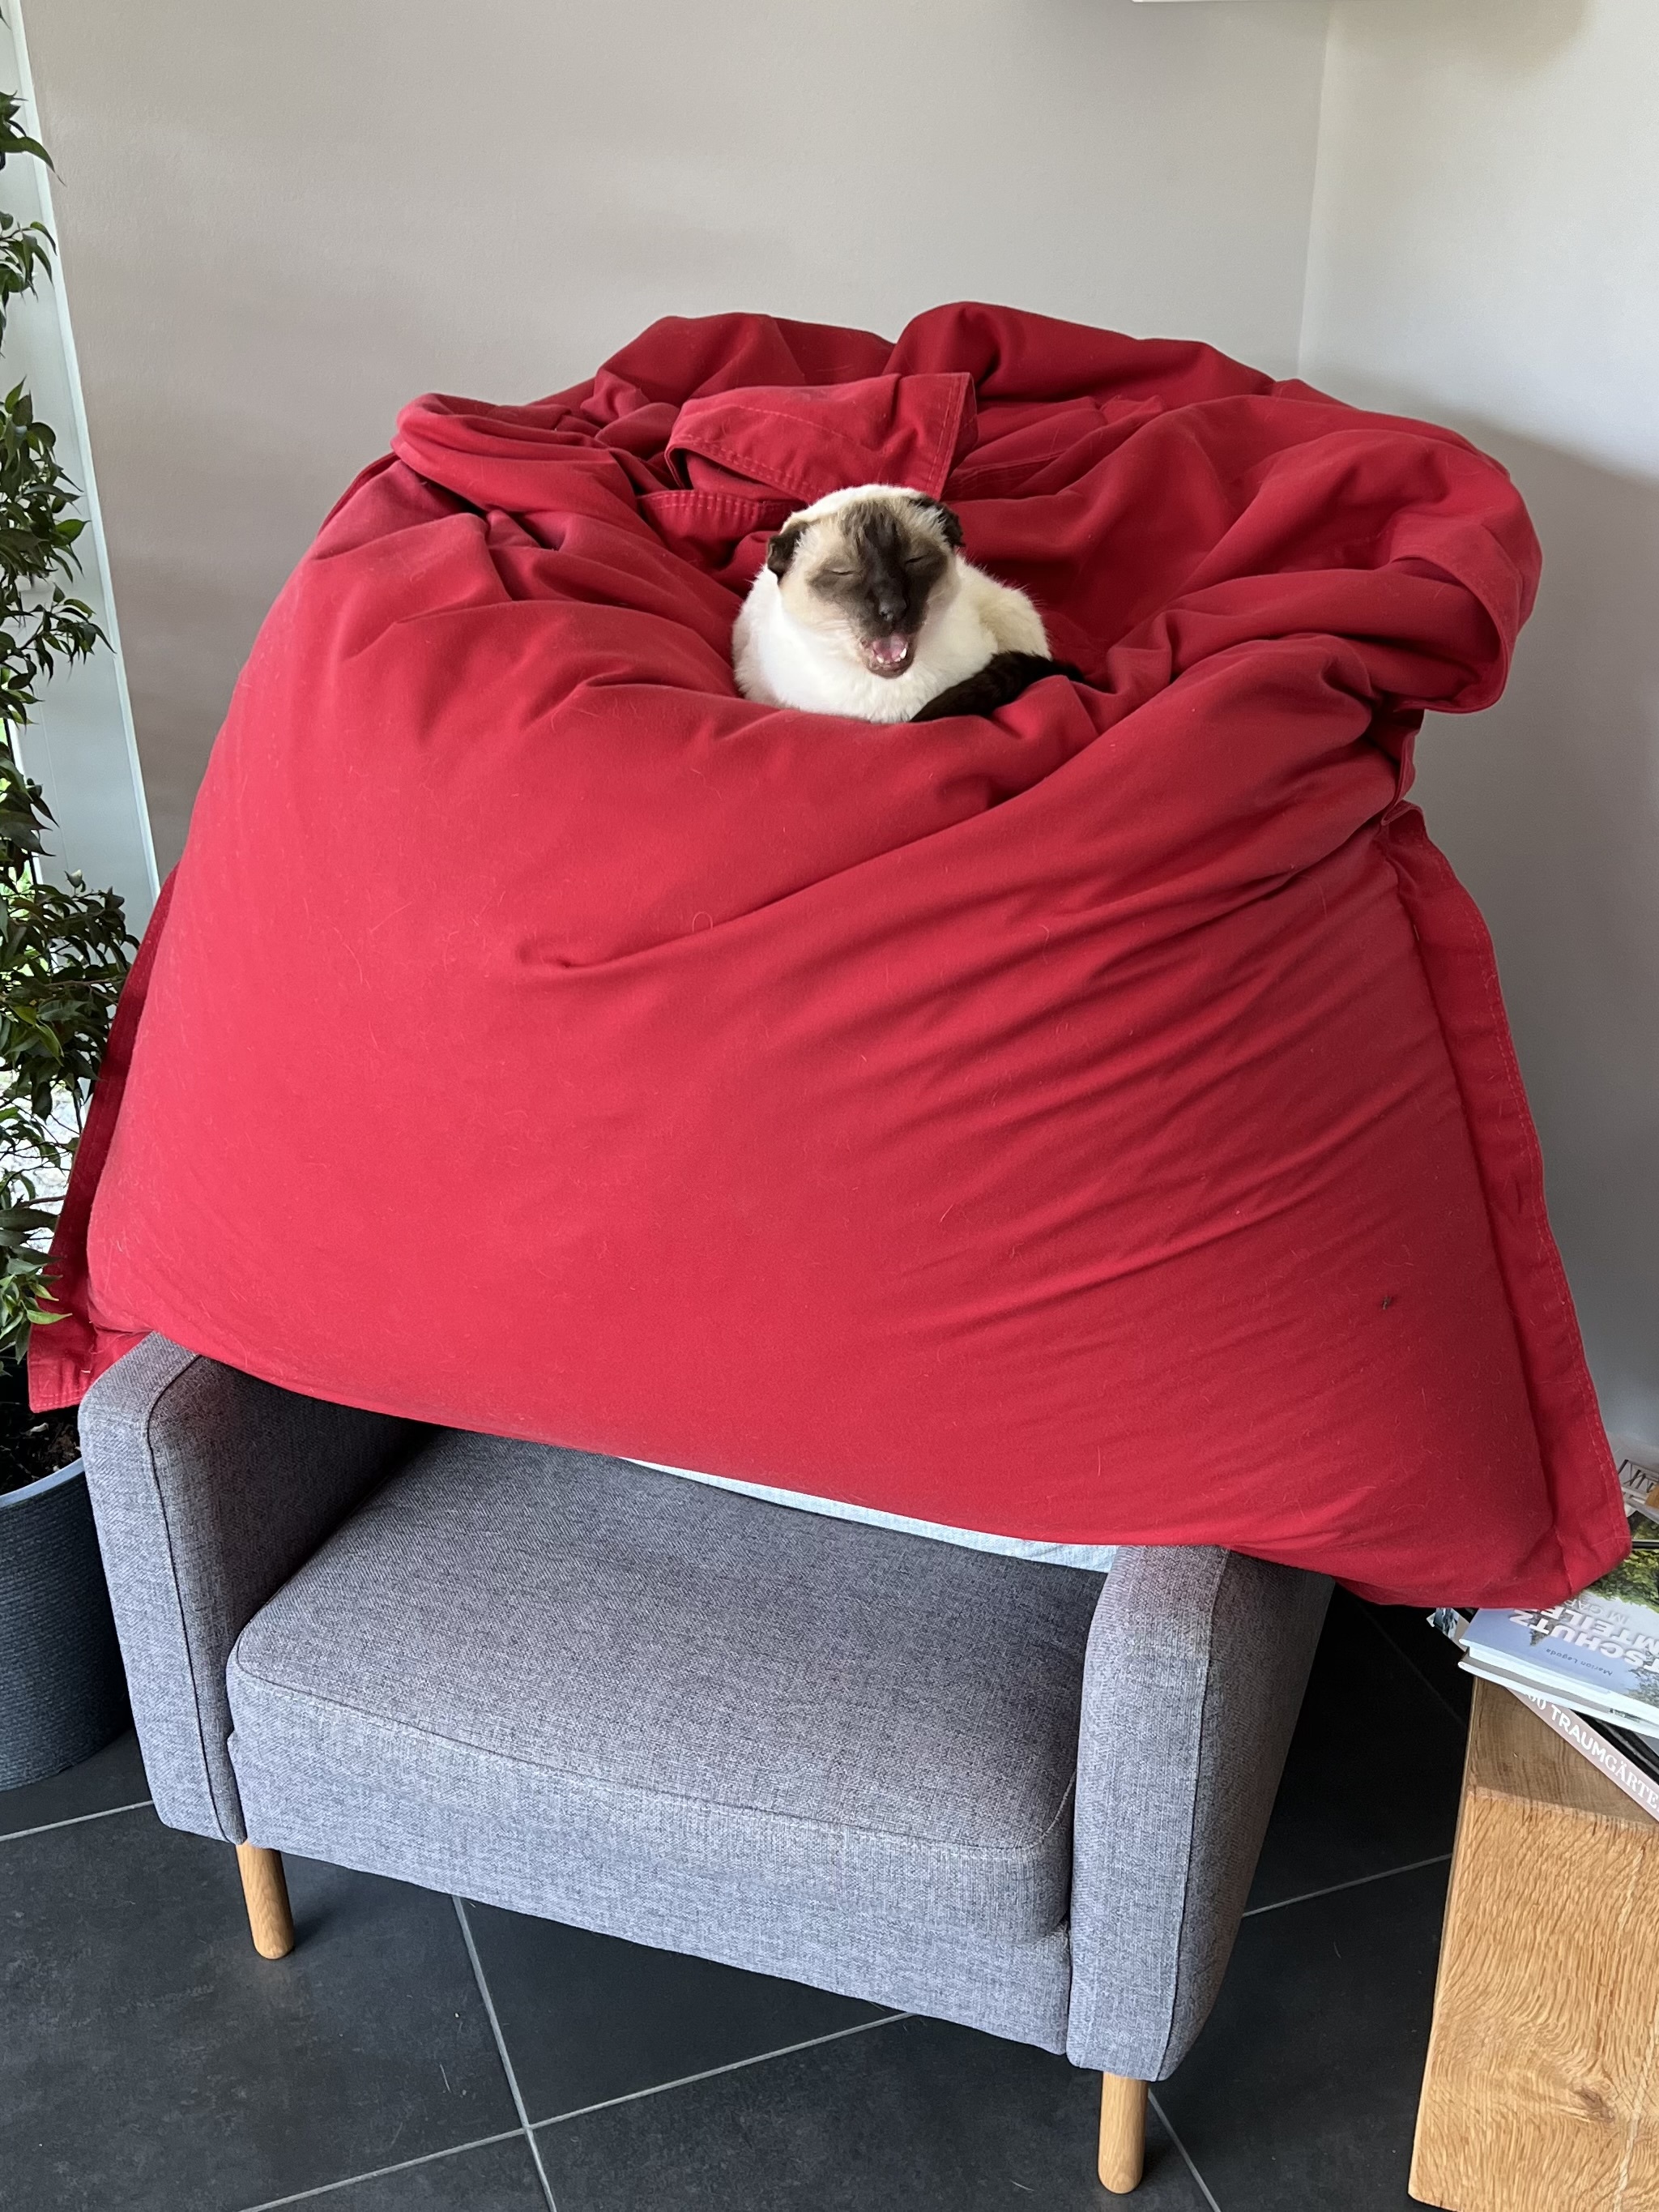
[1596,1535,1659,1616]
[0,88,132,1379]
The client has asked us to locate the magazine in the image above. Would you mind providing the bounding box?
[1505,1689,1659,1823]
[1432,1481,1659,1826]
[1592,1714,1659,1788]
[1454,1463,1659,1732]
[1428,1621,1659,1823]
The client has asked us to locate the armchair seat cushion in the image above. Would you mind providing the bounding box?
[225,1433,1102,2028]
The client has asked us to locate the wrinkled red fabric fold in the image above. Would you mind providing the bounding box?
[34,302,1625,1607]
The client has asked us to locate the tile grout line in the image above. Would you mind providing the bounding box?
[1355,1602,1470,1729]
[1149,2090,1224,2212]
[0,1796,152,1846]
[232,2128,527,2212]
[532,2009,912,2130]
[1241,1851,1452,1920]
[454,1895,561,2212]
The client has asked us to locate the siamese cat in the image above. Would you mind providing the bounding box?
[732,484,1078,724]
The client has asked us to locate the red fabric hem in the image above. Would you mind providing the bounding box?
[1377,805,1628,1591]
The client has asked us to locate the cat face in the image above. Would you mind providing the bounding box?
[765,489,965,679]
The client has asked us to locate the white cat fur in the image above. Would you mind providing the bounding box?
[732,482,1047,724]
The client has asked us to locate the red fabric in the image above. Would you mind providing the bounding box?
[34,303,1626,1606]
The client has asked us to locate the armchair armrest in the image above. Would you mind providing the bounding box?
[79,1336,420,1843]
[1065,1545,1332,2078]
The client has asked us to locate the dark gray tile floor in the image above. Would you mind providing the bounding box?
[2,1591,1465,2210]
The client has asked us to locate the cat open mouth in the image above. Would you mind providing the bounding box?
[733,482,1054,722]
[859,633,915,677]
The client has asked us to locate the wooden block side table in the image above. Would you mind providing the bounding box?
[1412,1680,1659,2211]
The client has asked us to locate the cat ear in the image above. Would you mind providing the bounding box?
[766,519,807,577]
[910,494,963,550]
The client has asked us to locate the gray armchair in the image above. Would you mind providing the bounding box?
[79,1334,1331,2194]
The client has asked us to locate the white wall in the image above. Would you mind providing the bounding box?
[1303,0,1659,480]
[20,0,1332,869]
[1303,0,1659,1456]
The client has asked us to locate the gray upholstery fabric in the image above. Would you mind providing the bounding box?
[83,1336,1332,2068]
[228,1432,1102,2047]
[79,1338,418,1842]
[1066,1545,1332,2079]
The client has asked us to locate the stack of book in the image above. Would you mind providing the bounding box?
[1435,1462,1659,1821]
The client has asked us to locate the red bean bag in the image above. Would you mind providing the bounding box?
[35,303,1627,1607]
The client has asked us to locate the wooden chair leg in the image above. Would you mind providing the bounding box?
[235,1842,295,1959]
[1098,2073,1148,2194]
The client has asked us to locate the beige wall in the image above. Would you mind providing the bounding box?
[23,0,1331,868]
[1303,0,1659,1454]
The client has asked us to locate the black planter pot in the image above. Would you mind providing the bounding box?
[0,1458,130,1791]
